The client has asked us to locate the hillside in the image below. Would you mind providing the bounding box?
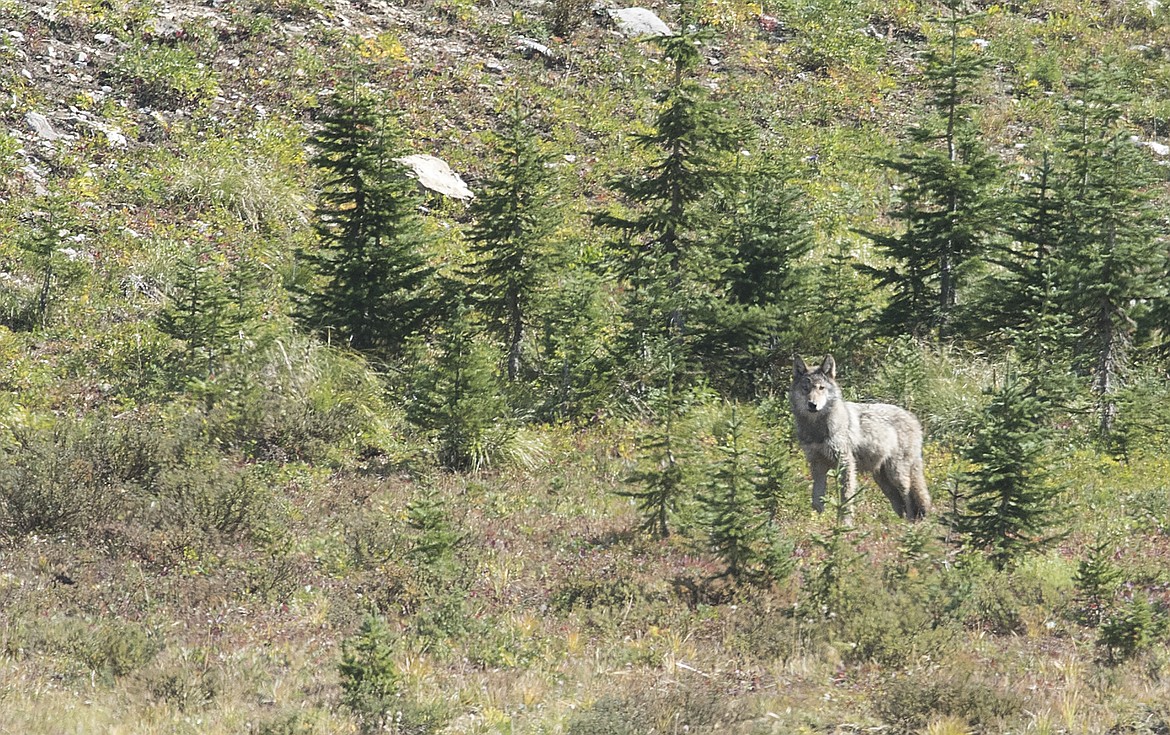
[2,0,1170,732]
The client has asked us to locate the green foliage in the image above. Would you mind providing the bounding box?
[7,193,86,331]
[698,154,816,393]
[339,615,401,731]
[875,664,1026,733]
[158,241,260,377]
[957,372,1065,568]
[700,403,770,583]
[4,616,159,680]
[297,85,437,354]
[338,615,448,734]
[1049,59,1169,438]
[596,30,743,389]
[163,138,307,232]
[543,0,592,37]
[407,308,521,472]
[858,0,1002,341]
[532,265,615,420]
[620,366,688,538]
[0,416,134,538]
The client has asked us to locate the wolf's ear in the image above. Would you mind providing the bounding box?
[820,355,836,379]
[793,356,808,378]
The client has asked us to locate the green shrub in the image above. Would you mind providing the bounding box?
[566,686,733,735]
[72,619,161,678]
[0,416,139,538]
[4,616,159,680]
[109,43,220,108]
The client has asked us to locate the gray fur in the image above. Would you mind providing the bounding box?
[789,355,931,524]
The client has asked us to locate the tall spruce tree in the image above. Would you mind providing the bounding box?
[858,0,1001,341]
[463,98,562,382]
[298,85,435,354]
[981,150,1067,357]
[1049,60,1167,438]
[697,155,815,394]
[596,30,740,386]
[958,372,1064,569]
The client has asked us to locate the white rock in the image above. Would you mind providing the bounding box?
[25,111,60,141]
[608,7,672,37]
[394,154,474,200]
[95,32,114,44]
[1141,140,1169,156]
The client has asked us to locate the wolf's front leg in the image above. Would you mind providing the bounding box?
[838,454,858,527]
[810,457,831,514]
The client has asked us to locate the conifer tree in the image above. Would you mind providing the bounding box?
[338,615,401,732]
[596,30,740,385]
[298,85,436,354]
[699,155,815,393]
[980,149,1070,359]
[1049,60,1167,438]
[158,243,251,376]
[15,193,76,330]
[858,0,1001,341]
[463,97,562,382]
[958,372,1064,568]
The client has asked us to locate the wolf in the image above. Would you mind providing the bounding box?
[789,355,931,523]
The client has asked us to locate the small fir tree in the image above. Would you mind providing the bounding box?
[958,371,1065,568]
[463,97,563,382]
[620,360,687,538]
[14,194,80,330]
[410,306,512,472]
[338,615,401,732]
[158,242,253,376]
[1073,537,1122,627]
[297,85,436,354]
[702,404,767,584]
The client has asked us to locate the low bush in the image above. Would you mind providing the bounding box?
[874,665,1026,734]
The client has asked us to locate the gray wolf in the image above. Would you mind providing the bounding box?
[789,355,931,523]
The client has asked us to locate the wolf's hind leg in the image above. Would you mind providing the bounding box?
[906,461,931,520]
[874,463,909,518]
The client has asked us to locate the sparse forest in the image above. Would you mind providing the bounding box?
[1,0,1170,730]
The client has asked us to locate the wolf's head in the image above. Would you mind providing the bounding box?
[791,355,838,414]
